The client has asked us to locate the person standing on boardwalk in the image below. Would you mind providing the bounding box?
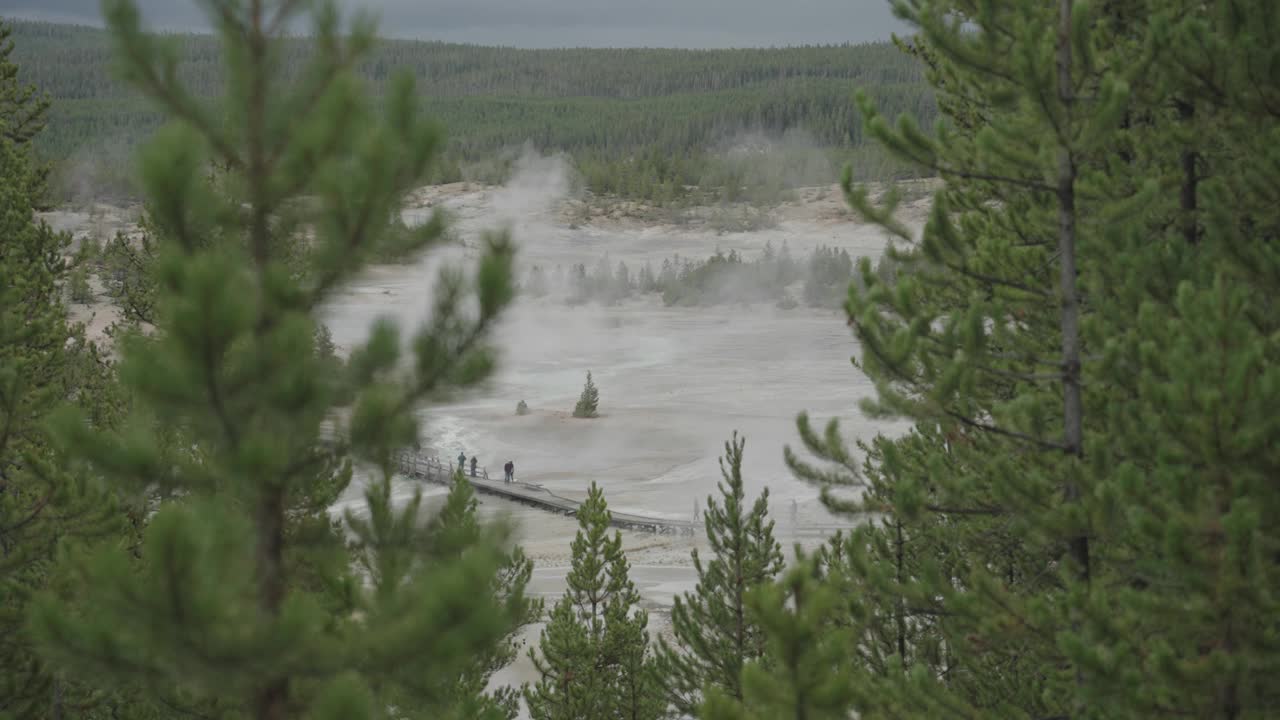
[457,451,467,472]
[470,456,478,477]
[503,460,513,483]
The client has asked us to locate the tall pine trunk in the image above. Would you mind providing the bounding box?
[894,518,906,663]
[246,3,287,718]
[1175,98,1200,245]
[253,485,288,720]
[1056,0,1090,705]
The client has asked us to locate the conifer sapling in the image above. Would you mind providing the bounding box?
[651,432,784,716]
[572,371,599,418]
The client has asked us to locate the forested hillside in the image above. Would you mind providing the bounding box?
[7,20,936,203]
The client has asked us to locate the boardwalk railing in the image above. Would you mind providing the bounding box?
[398,454,482,480]
[394,451,700,536]
[393,451,855,539]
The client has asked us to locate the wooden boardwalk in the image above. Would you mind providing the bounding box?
[396,453,701,536]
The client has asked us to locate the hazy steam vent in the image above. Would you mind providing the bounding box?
[490,146,578,228]
[716,128,835,198]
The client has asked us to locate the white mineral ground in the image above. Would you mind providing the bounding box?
[43,169,929,711]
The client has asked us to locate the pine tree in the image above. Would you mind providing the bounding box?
[779,0,1280,717]
[780,2,1121,712]
[699,556,856,720]
[525,265,549,298]
[0,35,126,717]
[0,135,122,720]
[28,1,520,718]
[67,264,94,304]
[573,371,600,418]
[0,23,46,146]
[775,241,796,286]
[820,0,1132,711]
[526,483,661,720]
[350,471,539,719]
[789,423,991,716]
[638,261,656,293]
[1084,1,1280,713]
[99,219,160,329]
[615,260,633,300]
[651,432,783,716]
[0,20,51,202]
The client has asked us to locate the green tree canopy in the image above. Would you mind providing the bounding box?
[755,0,1280,718]
[525,483,661,720]
[573,371,600,419]
[0,17,124,715]
[26,1,526,718]
[651,432,783,716]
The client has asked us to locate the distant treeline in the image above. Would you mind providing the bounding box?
[10,20,937,204]
[522,243,898,309]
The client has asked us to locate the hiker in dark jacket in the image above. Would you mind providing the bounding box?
[470,456,478,477]
[457,451,466,471]
[503,461,513,483]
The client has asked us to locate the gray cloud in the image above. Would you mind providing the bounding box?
[2,0,908,48]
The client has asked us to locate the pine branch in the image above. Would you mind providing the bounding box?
[970,364,1065,384]
[940,260,1053,298]
[200,340,239,450]
[208,0,246,36]
[923,504,1005,516]
[265,0,308,36]
[0,491,54,534]
[986,352,1067,368]
[942,410,1068,452]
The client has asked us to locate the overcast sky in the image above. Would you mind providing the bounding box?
[2,0,908,48]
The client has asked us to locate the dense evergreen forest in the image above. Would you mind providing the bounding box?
[8,19,937,203]
[525,243,876,309]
